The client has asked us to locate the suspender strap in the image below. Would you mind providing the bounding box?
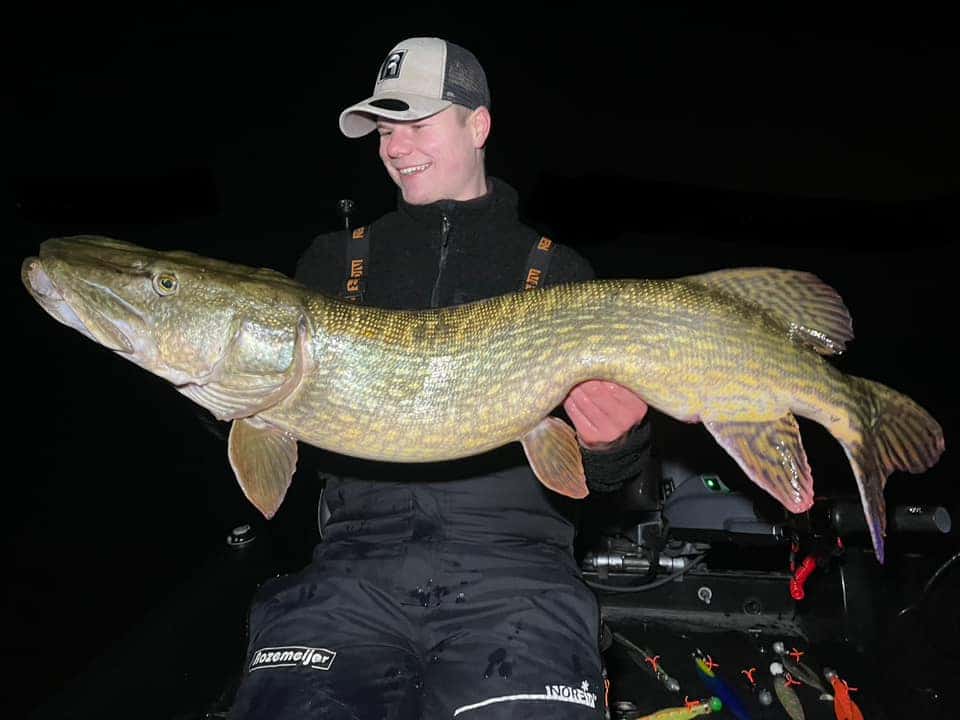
[522,235,555,291]
[343,225,370,302]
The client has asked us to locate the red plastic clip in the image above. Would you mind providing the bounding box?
[741,667,757,685]
[790,556,818,600]
[785,673,802,688]
[645,655,661,674]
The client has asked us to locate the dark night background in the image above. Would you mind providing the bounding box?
[5,4,958,718]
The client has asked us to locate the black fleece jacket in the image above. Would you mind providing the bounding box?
[294,178,655,549]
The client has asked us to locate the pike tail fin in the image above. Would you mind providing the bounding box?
[838,376,944,563]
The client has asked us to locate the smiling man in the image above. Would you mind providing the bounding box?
[228,37,658,719]
[376,106,489,204]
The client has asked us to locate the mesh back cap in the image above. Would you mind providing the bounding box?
[339,37,490,138]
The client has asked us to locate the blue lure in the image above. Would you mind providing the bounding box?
[692,650,754,720]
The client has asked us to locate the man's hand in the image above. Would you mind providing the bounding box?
[563,381,649,450]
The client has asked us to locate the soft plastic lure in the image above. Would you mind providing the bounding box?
[692,650,753,720]
[613,632,681,693]
[772,641,829,694]
[637,696,722,719]
[770,661,806,720]
[823,668,865,720]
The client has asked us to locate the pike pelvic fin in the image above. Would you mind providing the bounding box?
[520,417,589,499]
[228,416,298,519]
[704,414,814,513]
[685,268,854,355]
[833,375,945,564]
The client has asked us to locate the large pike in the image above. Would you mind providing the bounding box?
[22,236,944,562]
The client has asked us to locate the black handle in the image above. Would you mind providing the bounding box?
[829,499,952,535]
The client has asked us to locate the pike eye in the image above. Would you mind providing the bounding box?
[153,273,179,296]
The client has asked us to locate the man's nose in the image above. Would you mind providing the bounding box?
[385,129,412,157]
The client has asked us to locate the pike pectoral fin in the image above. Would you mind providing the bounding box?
[228,416,298,519]
[704,414,814,513]
[521,417,589,499]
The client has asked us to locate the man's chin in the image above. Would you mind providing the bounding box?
[400,188,438,206]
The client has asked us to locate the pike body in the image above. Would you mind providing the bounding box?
[22,236,944,562]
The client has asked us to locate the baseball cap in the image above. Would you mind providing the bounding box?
[339,37,490,138]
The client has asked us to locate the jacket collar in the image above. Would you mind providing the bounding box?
[397,177,520,229]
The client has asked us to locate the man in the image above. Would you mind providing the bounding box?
[228,37,657,719]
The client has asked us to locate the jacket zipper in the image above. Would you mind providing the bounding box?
[430,213,451,307]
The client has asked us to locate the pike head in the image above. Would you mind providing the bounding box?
[22,235,311,421]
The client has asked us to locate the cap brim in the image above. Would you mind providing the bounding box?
[338,94,453,138]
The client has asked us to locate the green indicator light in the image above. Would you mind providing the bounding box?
[702,474,730,493]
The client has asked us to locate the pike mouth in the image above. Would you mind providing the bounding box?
[22,257,134,354]
[23,257,63,301]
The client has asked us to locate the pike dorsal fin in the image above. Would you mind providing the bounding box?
[685,267,854,355]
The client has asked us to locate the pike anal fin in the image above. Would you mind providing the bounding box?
[228,416,298,519]
[521,417,589,499]
[705,414,814,513]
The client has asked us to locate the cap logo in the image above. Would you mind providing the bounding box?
[379,51,405,80]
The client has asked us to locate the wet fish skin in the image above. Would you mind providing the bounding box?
[21,236,944,562]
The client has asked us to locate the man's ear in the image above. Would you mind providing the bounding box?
[471,106,491,148]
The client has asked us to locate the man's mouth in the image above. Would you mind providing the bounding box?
[398,162,431,176]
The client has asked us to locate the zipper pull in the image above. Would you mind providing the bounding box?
[431,214,452,308]
[440,214,450,246]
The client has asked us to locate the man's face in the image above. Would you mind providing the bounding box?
[377,106,487,205]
